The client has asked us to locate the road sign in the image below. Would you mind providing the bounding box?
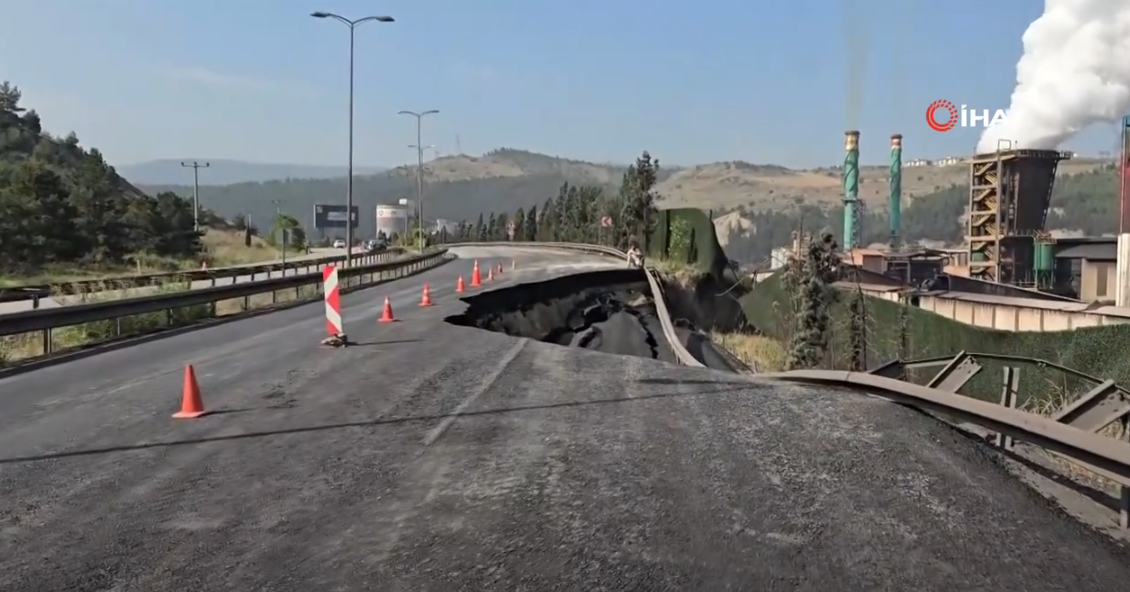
[600,216,613,228]
[313,204,359,230]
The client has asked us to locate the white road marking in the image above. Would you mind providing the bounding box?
[422,339,527,446]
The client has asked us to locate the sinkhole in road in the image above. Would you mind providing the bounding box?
[444,268,681,362]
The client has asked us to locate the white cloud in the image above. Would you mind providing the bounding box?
[449,62,501,85]
[158,66,286,94]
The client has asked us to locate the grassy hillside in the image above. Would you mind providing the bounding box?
[0,80,293,280]
[0,81,207,276]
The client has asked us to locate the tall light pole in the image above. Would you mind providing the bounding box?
[398,109,439,245]
[311,11,394,265]
[180,161,210,231]
[408,143,435,241]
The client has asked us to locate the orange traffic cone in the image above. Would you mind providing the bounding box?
[419,284,434,307]
[456,275,466,293]
[471,261,482,287]
[487,268,495,282]
[379,296,396,322]
[173,365,207,419]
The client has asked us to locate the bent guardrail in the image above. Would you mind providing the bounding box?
[0,249,448,359]
[764,351,1130,530]
[456,241,704,367]
[0,248,406,306]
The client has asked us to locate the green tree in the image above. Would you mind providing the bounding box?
[524,204,538,241]
[475,212,487,242]
[512,207,527,241]
[619,151,660,250]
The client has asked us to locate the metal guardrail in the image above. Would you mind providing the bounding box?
[764,351,1130,529]
[0,248,406,306]
[0,250,448,357]
[459,241,704,367]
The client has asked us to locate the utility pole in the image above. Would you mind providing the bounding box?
[272,199,286,265]
[180,161,210,231]
[398,110,439,246]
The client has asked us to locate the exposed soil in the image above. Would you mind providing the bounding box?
[445,268,738,370]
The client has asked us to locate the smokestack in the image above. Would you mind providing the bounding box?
[889,134,903,249]
[843,130,861,249]
[1118,117,1130,307]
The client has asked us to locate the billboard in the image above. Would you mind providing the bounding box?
[313,204,359,230]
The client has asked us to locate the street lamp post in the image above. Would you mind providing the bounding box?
[397,110,439,246]
[311,11,394,265]
[408,143,435,243]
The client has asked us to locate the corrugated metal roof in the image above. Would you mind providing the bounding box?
[1055,243,1117,260]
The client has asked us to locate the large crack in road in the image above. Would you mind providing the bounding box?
[445,268,735,369]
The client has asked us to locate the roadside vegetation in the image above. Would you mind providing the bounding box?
[0,81,308,286]
[709,332,787,371]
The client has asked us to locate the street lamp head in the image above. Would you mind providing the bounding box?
[372,16,395,22]
[423,109,440,116]
[310,11,331,18]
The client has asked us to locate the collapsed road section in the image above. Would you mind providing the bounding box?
[445,268,740,370]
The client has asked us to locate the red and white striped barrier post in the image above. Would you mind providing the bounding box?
[322,265,347,346]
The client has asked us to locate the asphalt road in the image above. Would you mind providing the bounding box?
[0,246,1128,591]
[0,246,370,315]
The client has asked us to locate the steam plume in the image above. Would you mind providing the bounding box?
[977,0,1130,153]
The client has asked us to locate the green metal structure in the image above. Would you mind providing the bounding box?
[889,134,902,249]
[842,130,861,249]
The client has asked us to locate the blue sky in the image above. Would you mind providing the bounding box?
[2,0,1121,169]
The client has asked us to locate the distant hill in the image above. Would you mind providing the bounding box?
[133,147,1119,243]
[135,149,656,240]
[117,159,387,185]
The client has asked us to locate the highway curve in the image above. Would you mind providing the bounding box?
[0,245,1128,591]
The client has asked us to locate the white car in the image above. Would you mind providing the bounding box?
[332,239,346,249]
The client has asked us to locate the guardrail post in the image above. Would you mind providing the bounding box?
[1122,422,1130,529]
[41,328,51,356]
[868,359,905,379]
[925,352,982,393]
[993,366,1020,450]
[1051,380,1126,432]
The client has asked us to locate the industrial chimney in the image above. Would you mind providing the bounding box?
[843,130,861,249]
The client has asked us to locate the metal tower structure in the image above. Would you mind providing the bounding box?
[966,148,1070,284]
